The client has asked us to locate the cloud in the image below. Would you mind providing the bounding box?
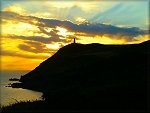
[0,11,34,24]
[1,11,149,43]
[18,41,55,54]
[18,44,44,54]
[1,49,49,59]
[3,34,67,44]
[34,15,149,38]
[38,27,61,39]
[34,15,148,41]
[1,39,57,60]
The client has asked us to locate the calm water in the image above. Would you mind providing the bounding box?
[0,70,43,107]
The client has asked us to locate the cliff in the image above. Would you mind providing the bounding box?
[17,41,149,111]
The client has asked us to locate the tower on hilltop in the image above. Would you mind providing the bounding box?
[73,38,76,43]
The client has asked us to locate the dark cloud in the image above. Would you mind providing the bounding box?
[33,15,148,39]
[38,27,61,39]
[1,49,49,59]
[3,35,67,44]
[34,16,149,40]
[24,41,42,46]
[1,11,148,41]
[0,11,34,24]
[18,44,44,54]
[1,40,57,59]
[18,41,56,54]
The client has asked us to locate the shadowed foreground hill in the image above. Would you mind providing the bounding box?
[4,41,150,112]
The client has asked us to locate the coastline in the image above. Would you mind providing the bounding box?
[10,82,44,92]
[0,71,42,107]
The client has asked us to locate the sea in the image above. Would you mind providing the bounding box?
[0,70,43,107]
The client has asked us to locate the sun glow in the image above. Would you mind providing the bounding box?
[44,27,52,32]
[46,43,60,50]
[3,4,25,14]
[56,27,75,37]
[2,21,39,36]
[76,17,87,23]
[2,20,50,38]
[56,27,68,36]
[78,35,126,44]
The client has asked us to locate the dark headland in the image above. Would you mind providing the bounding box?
[2,41,150,112]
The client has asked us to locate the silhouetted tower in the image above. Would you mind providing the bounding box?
[73,38,76,43]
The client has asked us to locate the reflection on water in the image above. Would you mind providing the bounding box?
[0,70,43,106]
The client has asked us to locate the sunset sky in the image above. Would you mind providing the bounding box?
[1,0,149,70]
